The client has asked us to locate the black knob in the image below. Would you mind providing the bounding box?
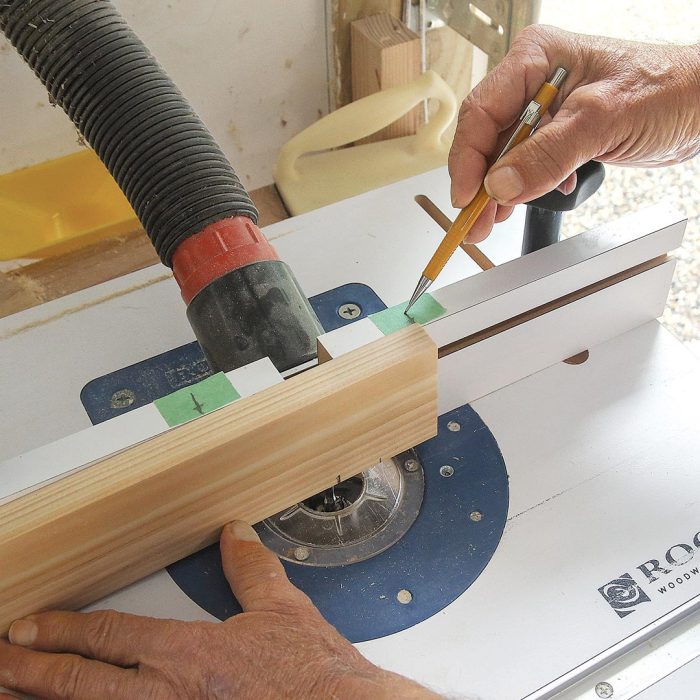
[521,161,605,254]
[526,160,606,211]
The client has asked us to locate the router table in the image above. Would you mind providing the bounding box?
[1,167,699,700]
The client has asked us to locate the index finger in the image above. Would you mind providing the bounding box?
[0,640,139,700]
[8,610,174,667]
[448,25,563,208]
[220,521,313,615]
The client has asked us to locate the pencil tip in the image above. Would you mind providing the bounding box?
[405,276,432,318]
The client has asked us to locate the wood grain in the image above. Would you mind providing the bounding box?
[0,269,41,318]
[329,0,403,110]
[0,324,437,634]
[351,13,420,142]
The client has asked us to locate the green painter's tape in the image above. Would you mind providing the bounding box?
[369,293,446,335]
[155,372,241,427]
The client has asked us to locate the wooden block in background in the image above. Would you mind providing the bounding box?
[330,0,403,110]
[0,324,437,634]
[351,13,421,142]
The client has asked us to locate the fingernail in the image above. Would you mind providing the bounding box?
[226,521,260,543]
[8,620,37,647]
[484,166,523,203]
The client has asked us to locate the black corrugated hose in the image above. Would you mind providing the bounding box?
[0,0,259,266]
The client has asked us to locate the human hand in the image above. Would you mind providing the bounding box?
[0,521,439,700]
[449,25,700,242]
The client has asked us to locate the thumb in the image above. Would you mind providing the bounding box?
[220,521,311,613]
[484,110,595,205]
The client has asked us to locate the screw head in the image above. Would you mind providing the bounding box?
[470,510,483,522]
[404,459,419,473]
[110,389,135,409]
[338,303,361,320]
[595,682,613,698]
[447,421,461,432]
[439,465,454,477]
[396,589,413,604]
[293,546,310,562]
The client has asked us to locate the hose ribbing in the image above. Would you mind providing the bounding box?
[0,0,259,266]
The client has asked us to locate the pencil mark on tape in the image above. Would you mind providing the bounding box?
[190,393,205,415]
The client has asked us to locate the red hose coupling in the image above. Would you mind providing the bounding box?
[172,216,279,304]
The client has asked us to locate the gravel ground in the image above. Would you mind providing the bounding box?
[539,1,700,356]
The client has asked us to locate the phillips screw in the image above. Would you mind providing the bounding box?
[338,303,361,320]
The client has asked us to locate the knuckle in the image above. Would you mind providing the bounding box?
[510,24,553,54]
[162,621,209,657]
[512,24,541,46]
[457,92,477,119]
[83,610,119,653]
[48,655,85,699]
[245,547,277,571]
[529,138,569,187]
[240,577,285,605]
[454,94,481,138]
[271,590,317,618]
[574,86,618,119]
[234,549,288,589]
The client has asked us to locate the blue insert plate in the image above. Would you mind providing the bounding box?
[80,282,508,643]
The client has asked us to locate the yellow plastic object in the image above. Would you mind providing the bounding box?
[0,149,138,260]
[274,70,458,215]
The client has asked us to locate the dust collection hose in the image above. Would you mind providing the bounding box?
[1,0,323,373]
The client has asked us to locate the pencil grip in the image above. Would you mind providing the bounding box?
[424,185,490,278]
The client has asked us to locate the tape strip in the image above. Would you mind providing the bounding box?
[369,293,446,335]
[155,372,241,427]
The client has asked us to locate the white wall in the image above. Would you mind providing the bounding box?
[0,0,330,188]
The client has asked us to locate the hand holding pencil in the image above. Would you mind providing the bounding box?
[448,25,700,245]
[405,66,567,314]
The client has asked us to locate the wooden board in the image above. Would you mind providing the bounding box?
[0,270,39,318]
[0,324,436,635]
[351,13,421,142]
[329,0,403,110]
